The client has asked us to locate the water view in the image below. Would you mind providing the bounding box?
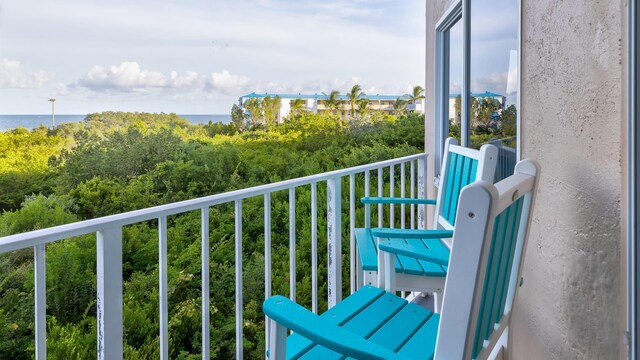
[0,114,231,131]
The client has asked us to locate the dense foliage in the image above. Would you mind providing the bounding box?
[0,110,425,359]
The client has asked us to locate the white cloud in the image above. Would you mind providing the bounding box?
[74,63,212,94]
[169,70,200,88]
[78,62,166,92]
[0,59,53,89]
[471,72,508,95]
[206,70,251,95]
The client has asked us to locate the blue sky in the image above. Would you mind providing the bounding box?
[0,0,427,114]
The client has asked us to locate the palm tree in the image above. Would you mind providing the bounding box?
[322,90,342,115]
[244,97,263,126]
[393,97,408,116]
[262,95,281,128]
[290,98,306,118]
[407,85,425,112]
[357,98,370,115]
[346,84,363,117]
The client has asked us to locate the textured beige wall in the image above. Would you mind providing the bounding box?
[424,0,626,358]
[511,0,624,358]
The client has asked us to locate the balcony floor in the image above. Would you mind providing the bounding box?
[410,292,435,311]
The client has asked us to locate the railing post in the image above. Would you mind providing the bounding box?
[235,200,243,360]
[377,168,383,228]
[96,226,123,360]
[264,193,272,350]
[400,162,406,229]
[389,165,395,228]
[327,177,342,307]
[349,174,356,295]
[364,171,371,229]
[201,208,210,359]
[410,161,415,229]
[418,156,426,230]
[34,244,46,360]
[159,216,169,360]
[289,188,296,302]
[311,183,318,313]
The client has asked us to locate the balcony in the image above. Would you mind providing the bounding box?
[0,153,428,359]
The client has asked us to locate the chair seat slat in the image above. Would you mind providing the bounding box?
[298,292,406,359]
[286,286,385,359]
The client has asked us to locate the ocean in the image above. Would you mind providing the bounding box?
[0,114,231,131]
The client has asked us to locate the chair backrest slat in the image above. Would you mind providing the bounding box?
[435,160,539,360]
[472,197,524,358]
[437,138,496,231]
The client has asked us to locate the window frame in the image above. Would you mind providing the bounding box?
[434,1,462,178]
[434,0,522,178]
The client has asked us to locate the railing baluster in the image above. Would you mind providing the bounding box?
[97,226,123,360]
[327,177,342,307]
[349,174,356,295]
[410,161,415,229]
[289,188,296,302]
[311,183,318,314]
[364,171,371,229]
[201,208,210,359]
[235,200,243,359]
[159,216,169,360]
[34,244,46,360]
[377,168,383,228]
[418,156,426,230]
[401,162,406,229]
[390,165,395,228]
[264,193,272,348]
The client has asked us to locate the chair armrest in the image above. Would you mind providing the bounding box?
[371,228,454,239]
[378,240,450,266]
[263,295,398,360]
[360,197,437,205]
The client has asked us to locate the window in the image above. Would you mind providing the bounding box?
[434,1,462,174]
[435,0,520,182]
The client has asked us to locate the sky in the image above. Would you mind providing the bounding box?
[0,0,427,115]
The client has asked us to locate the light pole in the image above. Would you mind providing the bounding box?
[48,98,56,129]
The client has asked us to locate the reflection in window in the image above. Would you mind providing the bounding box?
[448,20,463,144]
[468,0,519,180]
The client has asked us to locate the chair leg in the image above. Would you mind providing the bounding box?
[433,291,442,314]
[384,251,396,293]
[356,255,364,290]
[268,318,287,360]
[377,237,385,289]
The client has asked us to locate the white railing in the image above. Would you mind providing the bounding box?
[487,137,517,182]
[0,153,428,359]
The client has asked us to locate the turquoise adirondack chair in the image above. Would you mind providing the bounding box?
[264,159,539,359]
[355,138,498,305]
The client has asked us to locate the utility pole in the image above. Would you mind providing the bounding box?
[48,98,56,129]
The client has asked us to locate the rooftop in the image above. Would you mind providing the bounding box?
[239,92,412,101]
[449,91,505,98]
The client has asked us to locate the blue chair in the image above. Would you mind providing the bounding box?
[264,159,539,360]
[356,138,498,306]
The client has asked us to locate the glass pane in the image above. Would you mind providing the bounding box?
[448,20,463,144]
[469,0,519,181]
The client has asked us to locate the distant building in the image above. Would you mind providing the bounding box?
[238,92,425,122]
[448,91,506,125]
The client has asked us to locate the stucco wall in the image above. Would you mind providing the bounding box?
[424,0,626,358]
[512,0,624,358]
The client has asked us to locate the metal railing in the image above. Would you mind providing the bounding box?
[487,137,517,182]
[0,153,428,359]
